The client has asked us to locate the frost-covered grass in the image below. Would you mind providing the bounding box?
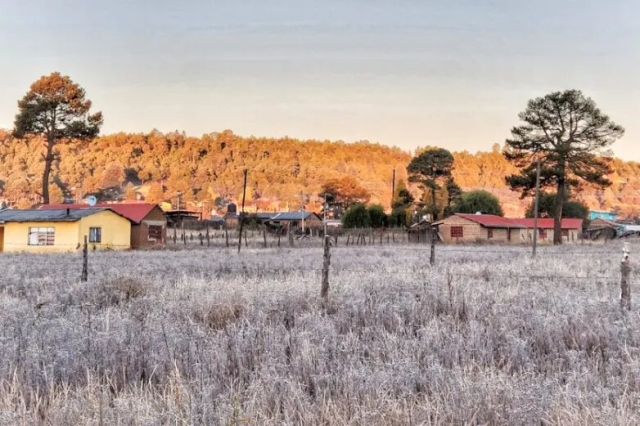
[0,243,638,425]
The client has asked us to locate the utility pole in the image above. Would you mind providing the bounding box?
[300,191,305,233]
[532,159,541,257]
[237,169,248,254]
[391,168,396,210]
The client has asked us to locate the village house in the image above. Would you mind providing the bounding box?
[433,213,584,244]
[0,208,131,253]
[434,213,525,244]
[258,211,323,233]
[509,218,584,243]
[41,203,167,249]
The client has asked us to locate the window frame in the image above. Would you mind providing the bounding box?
[89,227,102,243]
[487,228,494,239]
[450,226,464,238]
[148,225,163,241]
[28,227,55,246]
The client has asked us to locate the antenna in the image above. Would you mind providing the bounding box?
[87,196,97,207]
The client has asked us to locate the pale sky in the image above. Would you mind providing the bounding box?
[1,0,639,159]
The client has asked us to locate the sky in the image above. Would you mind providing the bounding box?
[1,0,639,159]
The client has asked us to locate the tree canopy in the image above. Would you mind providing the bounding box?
[504,89,624,243]
[407,148,455,221]
[341,203,370,228]
[12,72,103,204]
[525,193,588,220]
[320,175,370,215]
[453,190,504,216]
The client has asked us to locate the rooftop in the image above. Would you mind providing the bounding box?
[454,213,526,229]
[435,214,584,230]
[0,208,110,223]
[509,218,584,230]
[41,203,162,223]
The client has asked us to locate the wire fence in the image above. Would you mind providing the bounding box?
[0,238,632,284]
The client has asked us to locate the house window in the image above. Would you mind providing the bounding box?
[561,229,569,237]
[450,226,464,238]
[539,229,547,239]
[487,228,494,239]
[148,225,163,241]
[89,227,102,243]
[28,227,55,246]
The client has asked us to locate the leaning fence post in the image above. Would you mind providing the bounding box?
[81,235,88,282]
[321,235,331,300]
[430,227,436,266]
[621,242,631,310]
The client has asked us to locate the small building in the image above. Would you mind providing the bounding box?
[224,203,239,229]
[259,211,323,233]
[41,203,168,249]
[509,218,584,243]
[0,208,131,253]
[408,218,433,243]
[433,213,525,244]
[589,210,618,221]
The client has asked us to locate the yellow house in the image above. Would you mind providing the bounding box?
[0,208,131,253]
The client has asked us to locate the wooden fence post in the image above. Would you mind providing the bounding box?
[225,225,229,248]
[81,235,88,282]
[173,224,177,244]
[278,228,281,247]
[621,242,631,310]
[206,223,210,247]
[263,228,267,248]
[244,230,248,248]
[430,227,436,266]
[199,233,204,246]
[321,235,331,300]
[288,223,294,247]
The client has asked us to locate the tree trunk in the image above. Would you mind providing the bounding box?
[41,138,54,205]
[431,186,437,221]
[553,181,565,245]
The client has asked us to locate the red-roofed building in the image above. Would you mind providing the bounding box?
[41,203,167,249]
[433,213,584,244]
[434,213,525,244]
[509,218,583,243]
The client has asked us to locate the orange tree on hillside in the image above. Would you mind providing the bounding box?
[504,90,624,244]
[12,72,103,204]
[319,175,370,217]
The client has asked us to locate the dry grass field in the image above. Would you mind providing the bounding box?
[0,242,638,425]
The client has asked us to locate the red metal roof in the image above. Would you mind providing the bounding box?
[455,213,524,228]
[442,214,583,230]
[508,218,583,230]
[40,203,160,224]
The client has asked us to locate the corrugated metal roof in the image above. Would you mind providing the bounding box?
[0,208,108,223]
[509,218,583,230]
[256,213,276,220]
[41,203,161,223]
[270,212,318,221]
[454,214,526,228]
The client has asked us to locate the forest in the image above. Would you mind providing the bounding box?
[1,128,639,218]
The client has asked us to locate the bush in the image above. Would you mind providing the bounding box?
[342,203,370,228]
[367,205,388,228]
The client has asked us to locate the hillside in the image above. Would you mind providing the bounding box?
[1,129,639,218]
